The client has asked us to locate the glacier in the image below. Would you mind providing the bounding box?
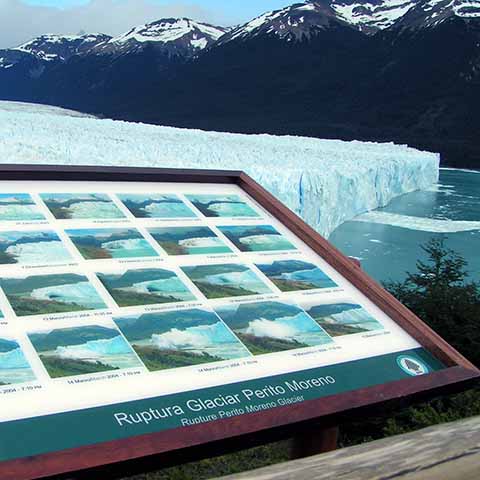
[0,101,439,237]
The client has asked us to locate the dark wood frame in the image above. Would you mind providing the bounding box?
[0,164,478,480]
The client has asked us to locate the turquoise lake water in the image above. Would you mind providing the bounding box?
[330,169,480,284]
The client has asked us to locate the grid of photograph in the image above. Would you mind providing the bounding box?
[0,187,386,384]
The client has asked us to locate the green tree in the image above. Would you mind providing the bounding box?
[385,238,480,367]
[341,239,480,445]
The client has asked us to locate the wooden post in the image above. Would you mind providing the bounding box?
[290,425,339,459]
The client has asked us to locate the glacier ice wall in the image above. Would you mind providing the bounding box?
[0,101,440,237]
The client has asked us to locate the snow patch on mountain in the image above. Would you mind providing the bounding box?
[221,0,480,40]
[332,0,417,32]
[220,2,351,44]
[112,19,225,45]
[389,0,480,29]
[97,18,227,56]
[14,34,111,62]
[0,101,439,237]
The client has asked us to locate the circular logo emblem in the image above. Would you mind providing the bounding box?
[397,356,429,376]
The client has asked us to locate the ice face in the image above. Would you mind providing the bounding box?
[53,335,140,369]
[129,277,192,299]
[178,237,223,248]
[247,313,321,339]
[205,270,258,286]
[68,201,124,219]
[144,202,195,218]
[207,202,258,217]
[56,336,132,359]
[0,101,439,237]
[152,322,235,350]
[281,268,324,282]
[327,310,382,331]
[6,240,71,264]
[240,234,294,251]
[0,348,30,370]
[245,312,332,346]
[101,238,157,258]
[0,204,44,221]
[30,281,106,309]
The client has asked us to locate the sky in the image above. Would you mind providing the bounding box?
[0,0,298,49]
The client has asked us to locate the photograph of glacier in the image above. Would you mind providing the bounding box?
[65,227,159,260]
[218,225,296,253]
[28,324,143,378]
[40,193,125,220]
[181,263,271,299]
[0,336,36,386]
[149,226,232,255]
[114,308,251,371]
[0,273,107,317]
[301,301,384,337]
[97,268,196,307]
[0,194,45,222]
[255,260,338,292]
[0,230,72,265]
[214,301,333,355]
[117,194,197,219]
[185,195,260,218]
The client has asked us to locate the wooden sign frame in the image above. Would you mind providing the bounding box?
[0,164,478,480]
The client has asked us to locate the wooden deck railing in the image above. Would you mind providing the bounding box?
[214,415,480,480]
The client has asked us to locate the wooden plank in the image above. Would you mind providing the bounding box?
[214,415,480,480]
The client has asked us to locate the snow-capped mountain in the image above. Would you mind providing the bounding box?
[0,33,110,71]
[218,2,354,44]
[93,18,227,57]
[14,34,111,62]
[216,0,420,42]
[391,0,480,30]
[0,19,226,102]
[217,0,480,42]
[0,19,224,73]
[331,0,418,33]
[329,0,480,31]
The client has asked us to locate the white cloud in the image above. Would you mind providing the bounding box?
[0,0,228,49]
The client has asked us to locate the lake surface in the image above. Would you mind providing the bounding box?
[330,169,480,284]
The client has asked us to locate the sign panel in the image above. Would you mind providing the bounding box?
[0,167,477,480]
